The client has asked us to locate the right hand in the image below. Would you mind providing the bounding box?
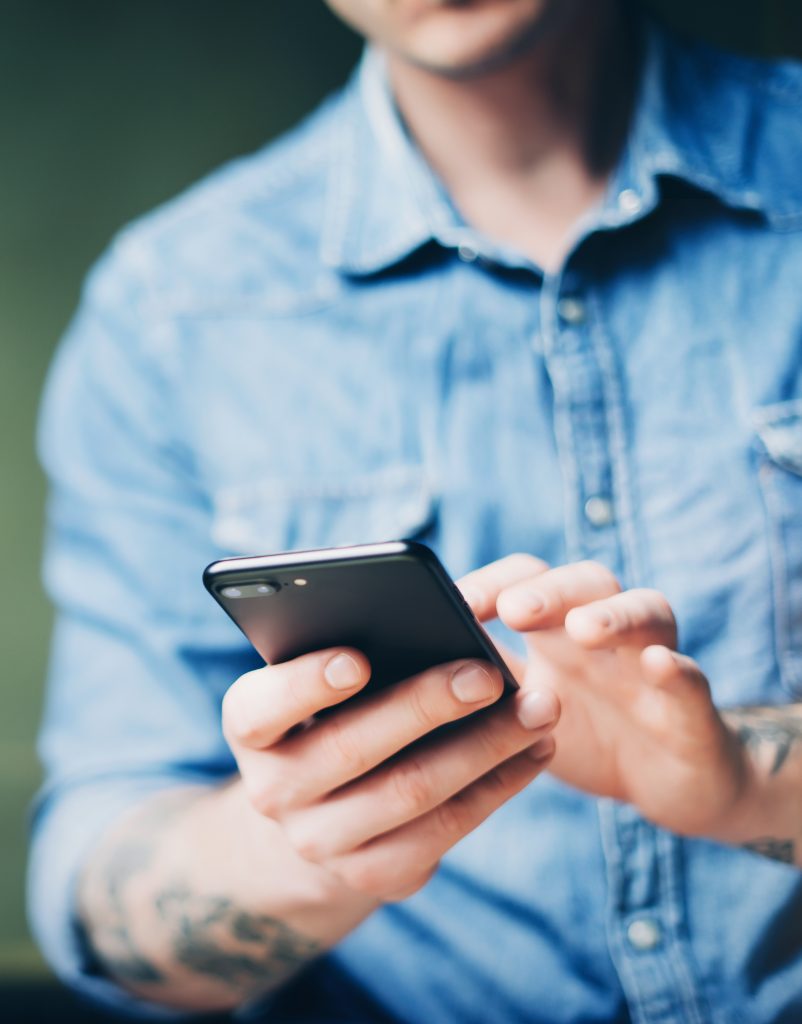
[222,645,559,903]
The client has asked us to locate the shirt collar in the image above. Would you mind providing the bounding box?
[321,20,802,276]
[603,21,802,231]
[320,46,474,275]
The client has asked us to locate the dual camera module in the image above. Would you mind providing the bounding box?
[220,578,308,599]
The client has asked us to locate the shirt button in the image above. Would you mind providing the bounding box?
[584,495,614,527]
[556,296,587,325]
[457,244,478,262]
[618,188,643,215]
[626,917,663,952]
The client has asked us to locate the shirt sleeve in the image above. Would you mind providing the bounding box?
[28,236,260,1017]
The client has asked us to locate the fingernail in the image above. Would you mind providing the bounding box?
[451,663,496,703]
[516,690,559,730]
[324,653,362,690]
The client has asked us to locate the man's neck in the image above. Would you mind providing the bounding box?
[385,1,637,271]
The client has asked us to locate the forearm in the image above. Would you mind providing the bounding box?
[718,703,802,867]
[78,781,378,1012]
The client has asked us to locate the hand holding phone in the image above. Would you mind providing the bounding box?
[212,547,560,903]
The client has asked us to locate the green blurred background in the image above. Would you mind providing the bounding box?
[2,0,801,994]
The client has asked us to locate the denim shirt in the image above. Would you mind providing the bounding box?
[30,19,802,1024]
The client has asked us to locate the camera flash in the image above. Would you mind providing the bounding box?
[293,578,308,587]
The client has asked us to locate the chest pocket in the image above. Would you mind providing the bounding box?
[754,399,802,696]
[211,463,436,556]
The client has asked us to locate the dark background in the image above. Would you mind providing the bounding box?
[2,0,801,1009]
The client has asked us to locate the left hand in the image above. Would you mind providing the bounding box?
[458,555,755,840]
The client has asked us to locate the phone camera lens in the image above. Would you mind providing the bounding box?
[220,581,279,599]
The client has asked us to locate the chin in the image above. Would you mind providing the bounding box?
[394,0,556,77]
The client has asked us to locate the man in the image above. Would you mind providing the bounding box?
[30,0,802,1020]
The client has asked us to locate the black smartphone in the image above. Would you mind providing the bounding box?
[203,541,517,694]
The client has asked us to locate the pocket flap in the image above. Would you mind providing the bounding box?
[211,464,435,554]
[753,399,802,475]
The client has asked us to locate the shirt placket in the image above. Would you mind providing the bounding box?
[539,267,710,1024]
[539,271,625,574]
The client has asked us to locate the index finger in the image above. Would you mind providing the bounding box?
[497,561,621,632]
[222,647,371,751]
[457,553,549,622]
[565,589,678,652]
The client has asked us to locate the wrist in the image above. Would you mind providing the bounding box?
[196,779,379,937]
[708,729,776,845]
[710,714,802,861]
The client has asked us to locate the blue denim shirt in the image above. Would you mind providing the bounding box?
[31,19,802,1024]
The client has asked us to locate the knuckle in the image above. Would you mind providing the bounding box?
[384,866,437,902]
[225,716,262,750]
[481,764,509,796]
[283,664,315,719]
[221,686,258,747]
[475,718,513,764]
[607,602,630,634]
[389,757,433,818]
[406,677,443,732]
[435,794,471,840]
[334,857,387,897]
[318,716,369,777]
[282,819,329,864]
[244,769,298,819]
[244,776,283,818]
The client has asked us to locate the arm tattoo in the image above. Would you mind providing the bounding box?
[84,788,321,999]
[724,706,802,775]
[84,790,197,986]
[155,886,321,990]
[722,705,802,868]
[94,840,165,985]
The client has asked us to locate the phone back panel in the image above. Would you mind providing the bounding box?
[204,542,515,692]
